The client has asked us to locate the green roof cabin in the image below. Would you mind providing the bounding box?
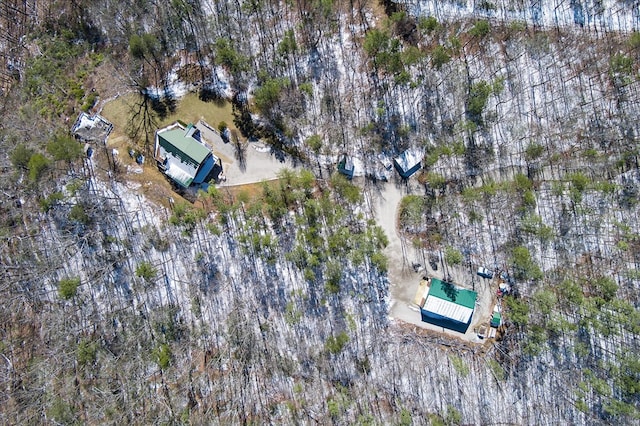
[415,277,477,333]
[154,123,221,188]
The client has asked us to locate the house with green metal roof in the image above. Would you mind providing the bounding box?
[416,277,477,333]
[154,122,221,188]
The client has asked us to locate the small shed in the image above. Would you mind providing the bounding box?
[415,277,477,333]
[490,301,502,329]
[337,154,364,179]
[490,311,502,328]
[393,148,423,179]
[337,154,355,179]
[71,112,113,144]
[155,122,221,188]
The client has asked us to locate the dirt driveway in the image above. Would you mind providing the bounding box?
[364,179,497,344]
[199,123,496,343]
[197,120,300,186]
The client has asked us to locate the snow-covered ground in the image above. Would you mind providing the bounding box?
[402,0,640,32]
[29,1,637,423]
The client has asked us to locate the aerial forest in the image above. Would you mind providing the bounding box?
[0,0,639,424]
